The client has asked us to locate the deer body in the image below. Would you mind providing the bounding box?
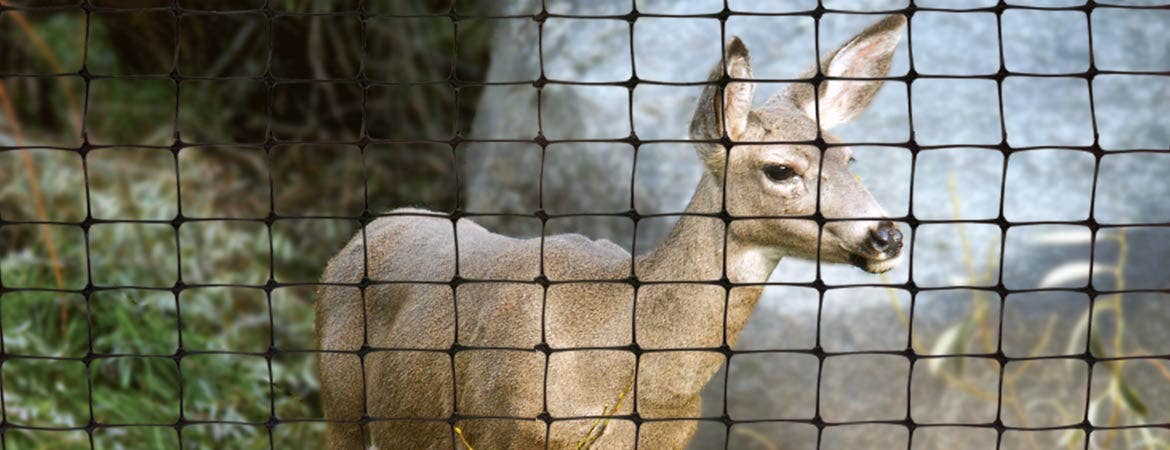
[318,16,907,449]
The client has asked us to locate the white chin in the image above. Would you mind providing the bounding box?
[862,254,903,274]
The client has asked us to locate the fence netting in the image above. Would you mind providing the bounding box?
[0,0,1169,449]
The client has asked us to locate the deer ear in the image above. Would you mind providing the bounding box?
[721,37,755,140]
[794,15,906,129]
[691,37,755,168]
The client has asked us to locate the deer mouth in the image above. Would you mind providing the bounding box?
[842,236,903,273]
[822,238,903,274]
[820,229,902,274]
[852,252,902,273]
[847,246,903,274]
[834,223,905,273]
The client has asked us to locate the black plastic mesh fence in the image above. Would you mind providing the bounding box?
[1,0,1169,449]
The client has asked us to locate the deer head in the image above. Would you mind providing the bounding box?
[690,15,907,274]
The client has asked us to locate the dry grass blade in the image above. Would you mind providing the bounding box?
[0,83,69,332]
[454,425,475,450]
[0,3,82,127]
[0,3,89,332]
[577,372,636,450]
[730,427,781,450]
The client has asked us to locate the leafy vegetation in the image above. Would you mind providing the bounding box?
[1,0,478,448]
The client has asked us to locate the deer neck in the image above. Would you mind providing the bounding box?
[631,172,782,410]
[636,171,782,286]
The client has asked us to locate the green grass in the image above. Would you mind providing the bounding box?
[1,218,323,449]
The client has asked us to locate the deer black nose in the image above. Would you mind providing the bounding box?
[869,221,903,255]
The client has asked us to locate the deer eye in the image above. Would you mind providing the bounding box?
[762,164,796,182]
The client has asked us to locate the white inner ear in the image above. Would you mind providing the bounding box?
[723,57,755,140]
[800,91,818,124]
[809,35,898,129]
[808,80,862,130]
[826,37,881,79]
[723,81,754,139]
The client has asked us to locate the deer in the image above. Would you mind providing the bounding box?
[316,15,907,450]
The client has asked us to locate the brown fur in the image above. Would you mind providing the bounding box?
[317,15,907,449]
